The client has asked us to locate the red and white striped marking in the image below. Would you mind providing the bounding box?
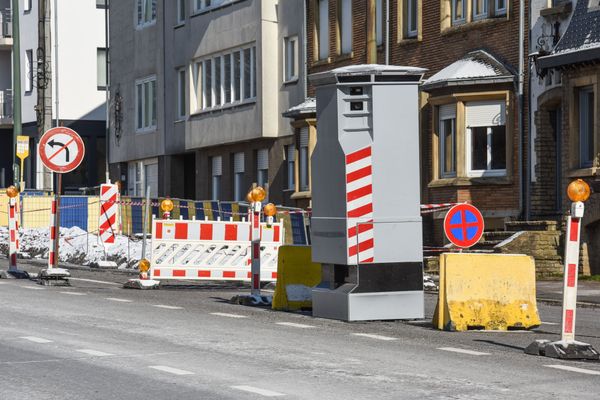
[48,198,58,268]
[250,206,261,295]
[152,268,277,281]
[8,197,18,270]
[99,183,119,246]
[154,219,281,244]
[561,208,582,343]
[346,146,375,264]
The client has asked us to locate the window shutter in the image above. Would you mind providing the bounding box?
[212,156,222,176]
[439,104,456,120]
[257,149,269,170]
[287,144,296,162]
[465,101,506,127]
[234,152,245,173]
[299,127,309,147]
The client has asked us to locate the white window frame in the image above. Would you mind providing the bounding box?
[135,75,157,133]
[318,0,330,60]
[579,86,595,168]
[25,49,33,93]
[465,101,507,178]
[97,48,108,90]
[128,158,158,197]
[233,152,245,201]
[299,128,309,192]
[24,0,31,13]
[176,0,186,24]
[195,0,213,12]
[286,145,296,190]
[452,0,466,25]
[495,0,507,16]
[284,36,299,82]
[177,67,186,120]
[211,155,222,201]
[376,0,383,45]
[406,0,418,38]
[136,0,157,29]
[439,105,457,178]
[339,0,353,54]
[472,0,488,20]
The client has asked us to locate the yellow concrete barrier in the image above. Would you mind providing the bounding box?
[433,253,541,331]
[272,246,321,311]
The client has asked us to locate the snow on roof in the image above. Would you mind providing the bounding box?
[329,64,426,75]
[422,50,514,90]
[283,98,316,118]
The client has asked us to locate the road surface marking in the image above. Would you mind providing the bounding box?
[231,386,285,397]
[437,347,490,356]
[210,312,247,319]
[20,336,53,344]
[276,322,315,329]
[0,281,7,284]
[60,291,86,296]
[352,333,397,341]
[70,278,121,286]
[148,365,194,376]
[105,298,133,303]
[544,365,600,376]
[20,286,45,290]
[76,349,114,357]
[541,321,559,326]
[152,305,183,310]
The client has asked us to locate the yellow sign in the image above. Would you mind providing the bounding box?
[16,136,29,160]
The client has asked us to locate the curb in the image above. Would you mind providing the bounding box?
[537,298,600,309]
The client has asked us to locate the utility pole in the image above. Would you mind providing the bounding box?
[11,0,21,185]
[37,0,53,191]
[366,0,377,64]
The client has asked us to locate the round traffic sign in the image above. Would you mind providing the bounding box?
[443,203,484,248]
[38,127,85,174]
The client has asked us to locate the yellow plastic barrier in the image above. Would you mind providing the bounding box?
[434,253,541,331]
[0,193,8,226]
[21,196,52,228]
[272,246,322,311]
[87,196,100,233]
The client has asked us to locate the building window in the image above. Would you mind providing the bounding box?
[406,0,418,38]
[495,0,507,15]
[211,156,222,201]
[24,0,31,13]
[137,0,157,28]
[97,48,107,90]
[177,0,186,24]
[135,76,157,132]
[257,149,269,188]
[299,127,309,191]
[376,0,383,45]
[339,0,352,54]
[194,45,256,111]
[452,0,466,24]
[439,104,456,177]
[233,152,245,201]
[465,101,506,177]
[579,86,595,168]
[128,159,158,197]
[195,0,213,12]
[286,144,296,190]
[96,0,108,9]
[284,36,299,82]
[473,0,488,20]
[25,49,33,93]
[317,0,329,60]
[177,68,186,119]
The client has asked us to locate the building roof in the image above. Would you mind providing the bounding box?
[421,50,515,91]
[310,64,426,86]
[538,1,600,69]
[282,98,316,119]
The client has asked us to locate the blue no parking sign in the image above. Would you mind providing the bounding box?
[443,204,484,248]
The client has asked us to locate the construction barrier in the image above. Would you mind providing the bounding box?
[272,246,321,311]
[433,253,541,331]
[149,218,284,281]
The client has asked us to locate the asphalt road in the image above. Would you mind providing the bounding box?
[1,263,600,399]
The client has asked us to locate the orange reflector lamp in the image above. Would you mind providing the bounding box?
[6,185,18,198]
[567,179,591,203]
[160,198,174,212]
[263,203,277,217]
[250,186,266,202]
[139,258,151,273]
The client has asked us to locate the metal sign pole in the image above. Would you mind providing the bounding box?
[53,173,61,268]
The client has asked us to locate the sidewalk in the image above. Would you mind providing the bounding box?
[537,280,600,307]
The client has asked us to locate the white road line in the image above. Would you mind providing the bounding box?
[352,333,397,341]
[105,298,133,303]
[541,321,559,326]
[69,278,121,286]
[20,336,53,344]
[76,349,114,357]
[60,292,86,296]
[437,347,490,356]
[20,286,45,290]
[148,365,194,376]
[231,386,285,397]
[210,312,247,319]
[152,305,183,310]
[276,322,315,329]
[544,365,600,376]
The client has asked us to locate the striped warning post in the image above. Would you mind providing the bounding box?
[99,184,119,246]
[48,198,58,268]
[250,204,261,295]
[345,146,374,264]
[561,205,582,343]
[8,197,18,270]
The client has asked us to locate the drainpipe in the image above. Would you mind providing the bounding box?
[366,0,376,64]
[518,0,526,220]
[104,0,110,183]
[385,0,389,65]
[11,0,21,184]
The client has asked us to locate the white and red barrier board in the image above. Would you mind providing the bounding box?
[99,183,119,246]
[150,219,284,281]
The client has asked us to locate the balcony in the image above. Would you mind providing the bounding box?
[0,9,12,49]
[0,89,13,127]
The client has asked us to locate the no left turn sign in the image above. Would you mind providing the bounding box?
[38,127,85,174]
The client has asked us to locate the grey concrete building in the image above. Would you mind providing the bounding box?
[0,0,13,187]
[109,0,305,204]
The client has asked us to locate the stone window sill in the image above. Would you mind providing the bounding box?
[567,167,597,178]
[428,176,513,188]
[290,191,311,200]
